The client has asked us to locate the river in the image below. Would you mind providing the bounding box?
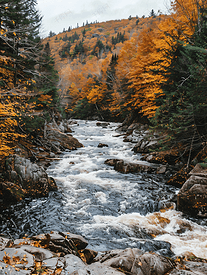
[1,120,207,258]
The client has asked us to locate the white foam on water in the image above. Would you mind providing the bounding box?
[48,120,207,259]
[88,210,207,258]
[94,192,107,204]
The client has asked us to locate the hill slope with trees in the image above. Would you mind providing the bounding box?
[45,0,207,160]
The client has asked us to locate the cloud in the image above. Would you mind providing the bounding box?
[37,0,167,37]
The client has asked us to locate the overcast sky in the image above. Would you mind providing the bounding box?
[37,0,169,37]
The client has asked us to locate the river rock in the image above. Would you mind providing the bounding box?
[0,262,29,274]
[20,245,54,261]
[0,237,12,251]
[169,260,207,274]
[81,248,98,264]
[97,143,108,148]
[31,231,88,255]
[96,122,110,127]
[177,174,207,216]
[70,262,124,275]
[58,120,73,133]
[0,182,25,203]
[0,247,34,268]
[46,124,83,150]
[42,257,64,271]
[157,165,167,174]
[0,231,203,275]
[1,155,57,203]
[64,254,86,274]
[96,248,173,275]
[189,163,207,177]
[104,159,159,173]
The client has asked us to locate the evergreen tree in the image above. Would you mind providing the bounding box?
[0,0,42,88]
[150,9,156,17]
[82,28,86,37]
[49,31,56,37]
[153,7,207,151]
[35,42,59,110]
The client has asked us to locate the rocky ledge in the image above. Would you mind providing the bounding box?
[0,231,207,275]
[0,120,83,206]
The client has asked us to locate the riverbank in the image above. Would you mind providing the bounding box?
[115,121,207,217]
[0,120,83,206]
[0,231,207,274]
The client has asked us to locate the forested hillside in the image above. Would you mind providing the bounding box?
[45,0,207,155]
[44,14,162,120]
[1,0,207,161]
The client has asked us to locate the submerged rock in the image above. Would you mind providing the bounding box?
[97,143,108,148]
[96,122,110,127]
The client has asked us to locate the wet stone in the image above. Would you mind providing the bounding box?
[70,262,124,275]
[0,237,11,251]
[62,232,88,250]
[20,245,54,261]
[0,262,30,274]
[42,257,64,270]
[0,247,34,268]
[97,143,109,148]
[64,254,86,274]
[81,248,98,264]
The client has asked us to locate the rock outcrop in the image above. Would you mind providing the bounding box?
[177,164,207,216]
[0,154,57,204]
[46,124,83,151]
[0,120,84,205]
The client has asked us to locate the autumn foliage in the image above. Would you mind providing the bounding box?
[0,1,60,158]
[1,0,207,157]
[43,0,207,153]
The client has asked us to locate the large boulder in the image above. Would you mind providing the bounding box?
[96,248,173,275]
[105,158,160,173]
[177,166,207,216]
[46,124,83,150]
[1,154,57,203]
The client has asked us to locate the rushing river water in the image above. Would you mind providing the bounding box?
[1,120,207,258]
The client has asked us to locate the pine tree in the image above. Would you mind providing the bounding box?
[150,9,156,18]
[34,42,59,111]
[0,0,42,88]
[153,6,207,151]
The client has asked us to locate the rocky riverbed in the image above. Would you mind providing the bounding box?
[1,231,207,274]
[1,119,207,274]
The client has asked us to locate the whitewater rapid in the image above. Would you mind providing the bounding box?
[1,120,207,258]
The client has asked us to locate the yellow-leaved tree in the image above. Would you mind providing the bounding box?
[0,98,19,157]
